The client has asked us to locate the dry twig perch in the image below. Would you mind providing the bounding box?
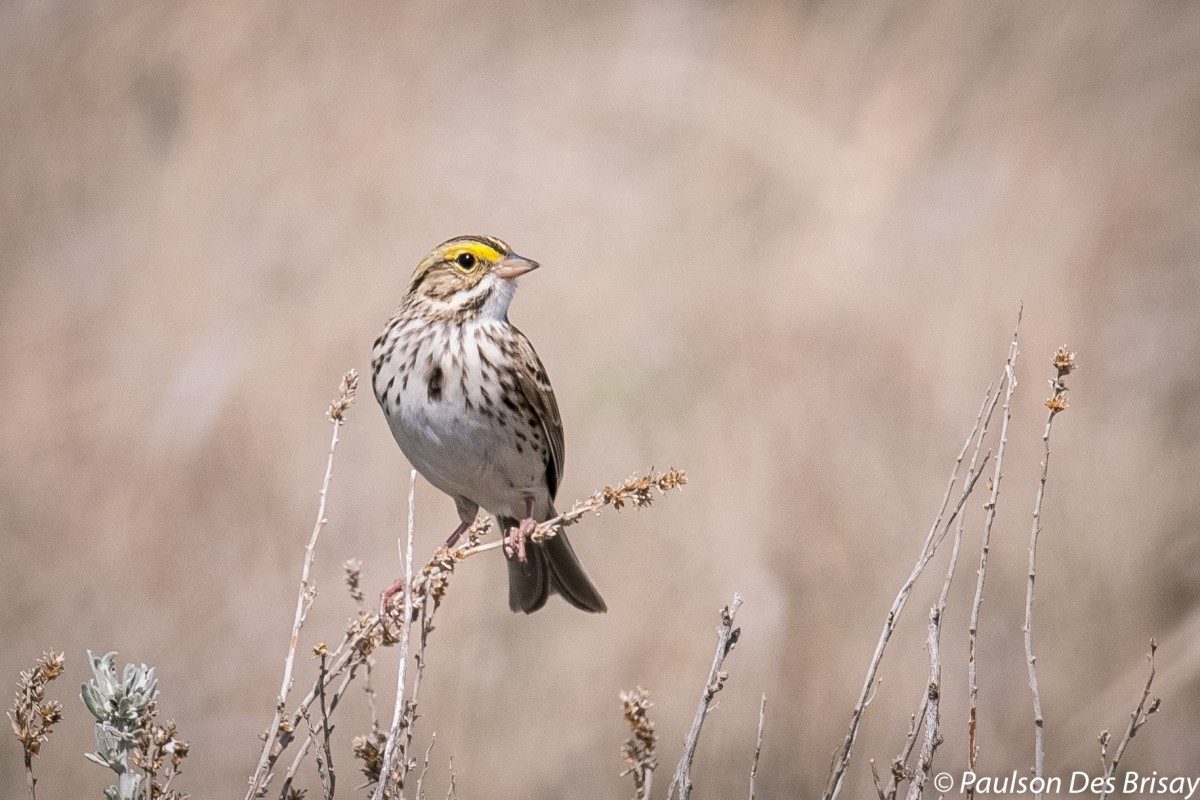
[667,594,743,800]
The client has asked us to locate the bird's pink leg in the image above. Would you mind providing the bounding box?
[444,519,471,548]
[504,494,537,564]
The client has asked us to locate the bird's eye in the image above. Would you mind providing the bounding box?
[455,252,477,269]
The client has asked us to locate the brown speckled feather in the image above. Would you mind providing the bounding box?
[507,325,564,500]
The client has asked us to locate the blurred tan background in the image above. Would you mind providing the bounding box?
[3,1,1199,797]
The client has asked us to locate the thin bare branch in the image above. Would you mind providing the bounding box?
[968,318,1021,789]
[822,377,998,800]
[750,694,766,800]
[1098,641,1161,800]
[444,757,457,800]
[373,469,419,800]
[905,608,943,800]
[315,652,336,800]
[870,759,888,800]
[883,376,1004,800]
[1024,346,1075,799]
[667,594,744,800]
[415,734,436,800]
[279,657,364,799]
[246,371,356,799]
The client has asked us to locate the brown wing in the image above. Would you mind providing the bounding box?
[508,326,565,501]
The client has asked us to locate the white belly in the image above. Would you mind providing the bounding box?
[374,320,550,519]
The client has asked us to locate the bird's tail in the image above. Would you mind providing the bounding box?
[499,516,607,614]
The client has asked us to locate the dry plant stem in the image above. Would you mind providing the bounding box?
[276,617,386,782]
[620,687,657,800]
[363,658,380,736]
[749,694,766,800]
[24,751,35,800]
[939,377,1004,615]
[272,469,671,780]
[967,324,1020,788]
[822,384,997,800]
[905,608,943,800]
[316,654,336,800]
[374,468,418,800]
[349,566,383,735]
[14,655,61,800]
[873,711,921,800]
[247,412,347,799]
[263,466,680,793]
[873,762,892,800]
[415,734,435,800]
[444,757,457,800]
[396,603,436,791]
[882,378,1004,800]
[279,662,363,798]
[667,594,743,800]
[1024,347,1074,798]
[459,467,687,559]
[1024,411,1058,796]
[1098,642,1160,800]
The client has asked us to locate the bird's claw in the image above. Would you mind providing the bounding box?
[504,517,537,563]
[379,578,421,621]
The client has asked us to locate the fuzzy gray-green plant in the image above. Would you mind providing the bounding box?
[80,650,189,800]
[81,651,157,800]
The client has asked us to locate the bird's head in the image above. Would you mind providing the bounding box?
[406,235,540,320]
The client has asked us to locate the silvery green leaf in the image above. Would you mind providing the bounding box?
[81,683,108,721]
[89,652,119,695]
[116,696,134,718]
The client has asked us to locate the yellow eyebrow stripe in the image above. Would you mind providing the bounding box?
[444,242,502,263]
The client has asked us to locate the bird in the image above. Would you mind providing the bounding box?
[371,235,606,614]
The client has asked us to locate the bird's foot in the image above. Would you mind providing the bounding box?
[379,578,422,621]
[504,517,537,563]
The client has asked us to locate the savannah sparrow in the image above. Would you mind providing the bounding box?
[371,235,606,614]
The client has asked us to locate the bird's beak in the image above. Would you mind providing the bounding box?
[494,254,541,280]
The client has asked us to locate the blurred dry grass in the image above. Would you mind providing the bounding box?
[2,1,1199,798]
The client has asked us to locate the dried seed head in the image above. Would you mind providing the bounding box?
[8,650,66,762]
[1052,346,1077,375]
[344,558,365,602]
[619,686,658,788]
[328,369,359,422]
[352,730,388,786]
[37,652,65,681]
[1045,393,1069,413]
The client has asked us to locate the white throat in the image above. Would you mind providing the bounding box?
[478,275,517,321]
